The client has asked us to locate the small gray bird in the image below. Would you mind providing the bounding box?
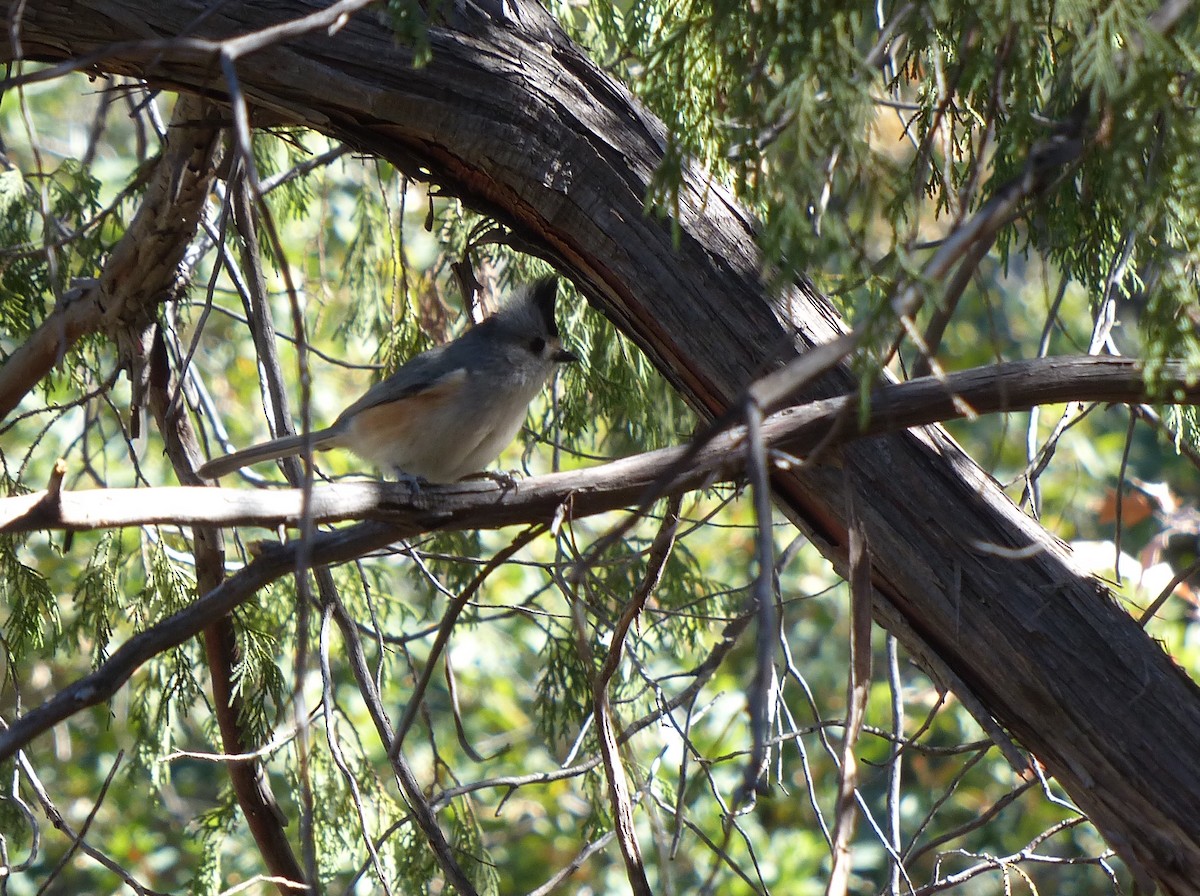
[197,278,577,482]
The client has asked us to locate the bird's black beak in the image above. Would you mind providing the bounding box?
[555,347,580,364]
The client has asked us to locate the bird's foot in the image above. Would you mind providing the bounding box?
[390,469,429,494]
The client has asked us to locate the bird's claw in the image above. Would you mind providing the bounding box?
[391,469,428,493]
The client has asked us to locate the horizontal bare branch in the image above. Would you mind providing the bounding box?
[8,4,1200,886]
[2,355,1193,537]
[2,353,1178,761]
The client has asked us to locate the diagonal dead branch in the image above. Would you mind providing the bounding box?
[389,527,543,756]
[316,606,394,896]
[585,495,681,896]
[150,327,306,888]
[321,568,483,896]
[0,91,224,422]
[826,487,873,896]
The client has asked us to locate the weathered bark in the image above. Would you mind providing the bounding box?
[5,2,1200,891]
[0,81,223,420]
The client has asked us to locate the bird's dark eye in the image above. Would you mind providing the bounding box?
[529,336,547,354]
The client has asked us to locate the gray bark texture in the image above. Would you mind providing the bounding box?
[5,1,1200,891]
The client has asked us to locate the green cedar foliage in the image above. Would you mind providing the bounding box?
[3,2,1198,893]
[562,0,1200,375]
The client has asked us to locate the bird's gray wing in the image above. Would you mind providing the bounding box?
[332,343,469,422]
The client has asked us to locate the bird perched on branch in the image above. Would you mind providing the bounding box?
[198,278,578,483]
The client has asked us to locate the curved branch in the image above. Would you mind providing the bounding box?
[4,3,1200,889]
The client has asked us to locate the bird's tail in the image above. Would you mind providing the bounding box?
[197,429,341,479]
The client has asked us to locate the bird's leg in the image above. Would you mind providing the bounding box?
[390,468,428,494]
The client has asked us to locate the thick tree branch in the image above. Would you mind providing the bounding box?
[4,3,1200,890]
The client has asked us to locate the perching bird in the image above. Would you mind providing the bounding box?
[197,278,577,482]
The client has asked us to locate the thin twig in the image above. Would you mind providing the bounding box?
[740,397,777,801]
[585,497,680,896]
[35,750,123,896]
[826,487,872,896]
[318,607,394,895]
[390,527,544,756]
